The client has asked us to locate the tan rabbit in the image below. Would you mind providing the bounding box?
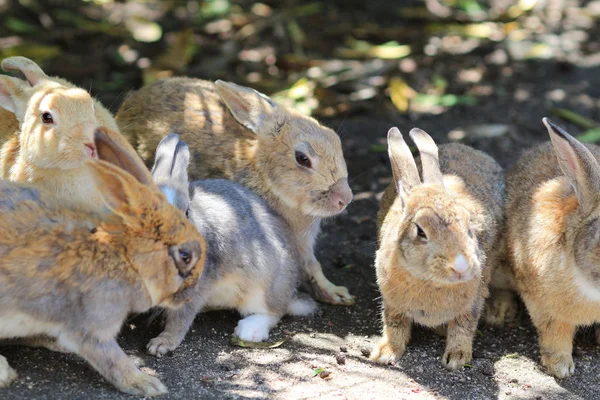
[503,118,600,378]
[371,127,504,370]
[0,158,206,396]
[115,78,354,305]
[0,56,150,210]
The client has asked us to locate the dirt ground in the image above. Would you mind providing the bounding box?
[2,1,600,399]
[2,55,600,399]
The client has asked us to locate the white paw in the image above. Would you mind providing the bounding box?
[0,355,17,388]
[234,315,277,342]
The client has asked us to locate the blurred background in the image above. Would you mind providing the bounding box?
[0,0,599,160]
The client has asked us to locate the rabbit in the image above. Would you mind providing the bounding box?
[371,127,504,370]
[146,133,316,356]
[0,125,156,355]
[0,158,206,396]
[115,78,354,306]
[0,56,150,210]
[502,118,600,378]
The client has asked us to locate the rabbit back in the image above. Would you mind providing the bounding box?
[189,179,301,314]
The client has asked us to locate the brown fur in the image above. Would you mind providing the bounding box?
[116,77,354,305]
[502,118,600,378]
[371,128,504,370]
[0,159,206,395]
[0,56,149,211]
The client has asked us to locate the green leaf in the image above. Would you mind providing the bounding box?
[549,108,599,130]
[476,329,484,337]
[5,17,38,34]
[368,144,388,153]
[576,128,600,143]
[413,94,477,107]
[312,367,325,377]
[230,333,294,349]
[505,353,519,359]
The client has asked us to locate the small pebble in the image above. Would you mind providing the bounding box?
[220,362,236,371]
[340,345,348,353]
[336,353,347,365]
[360,347,371,357]
[319,370,332,380]
[510,378,519,384]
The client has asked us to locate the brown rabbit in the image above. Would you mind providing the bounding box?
[0,56,150,209]
[0,158,206,396]
[371,127,504,370]
[115,78,354,305]
[503,118,600,378]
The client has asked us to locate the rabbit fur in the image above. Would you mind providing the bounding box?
[0,158,206,396]
[146,134,316,355]
[371,127,504,370]
[115,78,354,305]
[0,56,151,210]
[501,118,600,378]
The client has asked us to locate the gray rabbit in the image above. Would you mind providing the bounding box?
[147,134,316,356]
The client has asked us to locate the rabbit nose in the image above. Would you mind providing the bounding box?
[84,143,96,158]
[330,178,353,210]
[452,254,469,275]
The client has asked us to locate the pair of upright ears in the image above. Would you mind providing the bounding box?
[387,127,443,196]
[386,119,600,215]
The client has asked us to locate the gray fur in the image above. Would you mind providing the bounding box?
[0,179,198,395]
[148,134,313,354]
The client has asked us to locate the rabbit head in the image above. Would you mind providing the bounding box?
[86,159,206,308]
[215,80,352,217]
[0,56,98,169]
[150,133,191,213]
[542,118,600,294]
[384,127,481,285]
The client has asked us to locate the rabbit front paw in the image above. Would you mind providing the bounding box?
[234,315,274,342]
[542,352,575,378]
[118,369,168,397]
[442,347,472,371]
[370,341,404,364]
[147,335,180,357]
[0,356,17,388]
[311,279,354,306]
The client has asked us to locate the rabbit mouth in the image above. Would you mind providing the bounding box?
[444,269,475,284]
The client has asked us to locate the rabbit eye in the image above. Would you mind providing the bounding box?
[185,209,190,218]
[295,151,312,169]
[41,112,53,124]
[179,250,192,265]
[415,224,427,240]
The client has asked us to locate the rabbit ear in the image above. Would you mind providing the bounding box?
[86,160,149,217]
[1,57,48,86]
[409,128,443,185]
[151,133,190,186]
[94,127,155,188]
[544,117,600,213]
[387,127,420,195]
[215,80,282,137]
[0,75,28,115]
